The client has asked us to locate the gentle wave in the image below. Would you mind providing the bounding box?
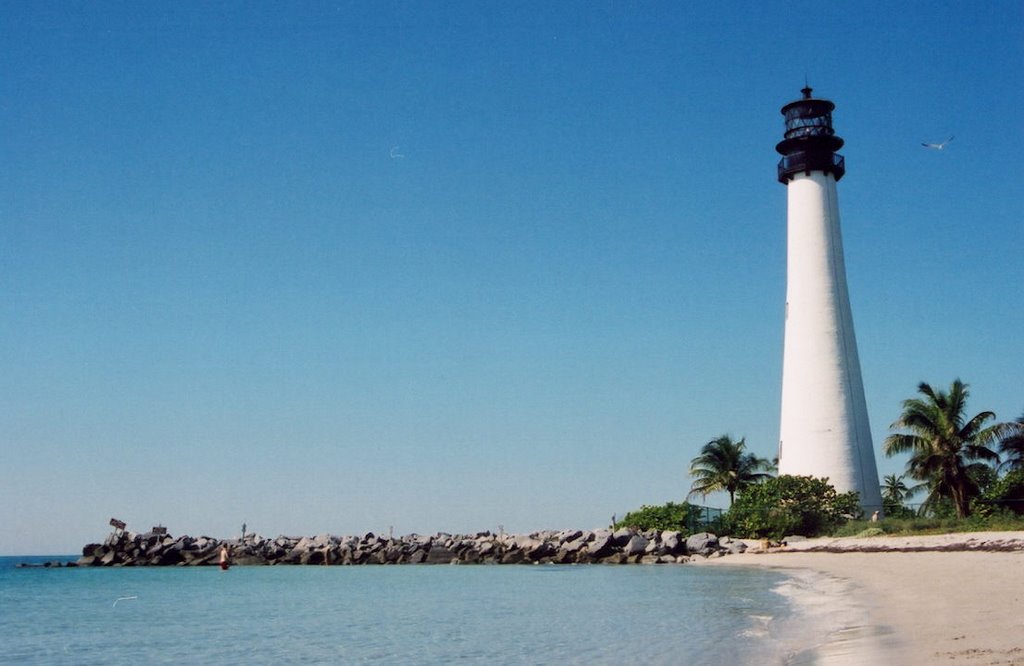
[2,560,813,664]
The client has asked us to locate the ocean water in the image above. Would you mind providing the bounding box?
[1,556,850,664]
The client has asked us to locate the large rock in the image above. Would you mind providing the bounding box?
[514,535,542,552]
[660,531,684,555]
[719,536,747,554]
[424,546,457,564]
[586,533,617,559]
[611,528,633,546]
[623,535,649,556]
[562,536,588,553]
[526,541,557,561]
[155,547,184,566]
[685,532,719,556]
[599,552,629,564]
[557,529,583,543]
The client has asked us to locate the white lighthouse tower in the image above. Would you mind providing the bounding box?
[775,86,883,513]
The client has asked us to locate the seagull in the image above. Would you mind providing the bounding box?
[922,136,954,150]
[389,145,405,159]
[112,596,138,608]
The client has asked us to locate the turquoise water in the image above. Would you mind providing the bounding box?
[1,556,805,664]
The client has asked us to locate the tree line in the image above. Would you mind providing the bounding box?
[617,379,1024,538]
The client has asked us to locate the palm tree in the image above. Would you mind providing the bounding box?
[883,379,1010,519]
[881,474,912,504]
[688,435,772,506]
[997,412,1024,472]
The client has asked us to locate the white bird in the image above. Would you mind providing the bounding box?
[389,145,405,159]
[922,136,954,150]
[112,596,137,608]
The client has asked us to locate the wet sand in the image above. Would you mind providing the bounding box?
[702,532,1024,664]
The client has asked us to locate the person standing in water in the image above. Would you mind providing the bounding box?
[219,544,230,570]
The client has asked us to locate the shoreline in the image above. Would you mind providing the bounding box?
[700,532,1024,664]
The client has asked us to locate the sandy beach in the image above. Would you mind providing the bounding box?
[702,532,1024,664]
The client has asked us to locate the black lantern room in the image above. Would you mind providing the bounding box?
[775,86,845,184]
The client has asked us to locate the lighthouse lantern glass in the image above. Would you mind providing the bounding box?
[783,104,835,140]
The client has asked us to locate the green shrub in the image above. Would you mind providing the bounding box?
[832,513,1024,536]
[980,469,1024,515]
[882,497,917,520]
[615,502,696,533]
[726,475,861,540]
[854,527,885,538]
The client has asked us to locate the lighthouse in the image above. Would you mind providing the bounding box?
[775,86,883,513]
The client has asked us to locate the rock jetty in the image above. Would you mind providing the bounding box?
[77,528,747,567]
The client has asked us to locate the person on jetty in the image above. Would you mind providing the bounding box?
[219,544,230,570]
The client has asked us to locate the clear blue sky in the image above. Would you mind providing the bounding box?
[2,2,1021,555]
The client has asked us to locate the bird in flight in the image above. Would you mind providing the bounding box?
[922,136,954,150]
[389,146,405,159]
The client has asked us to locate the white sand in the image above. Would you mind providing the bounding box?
[702,532,1024,664]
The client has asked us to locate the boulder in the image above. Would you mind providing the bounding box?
[514,535,542,551]
[586,533,617,559]
[623,535,649,557]
[424,546,457,565]
[311,533,334,548]
[557,529,583,543]
[155,548,184,566]
[550,548,577,564]
[611,528,633,546]
[685,532,719,556]
[719,536,747,554]
[263,544,287,561]
[526,541,557,561]
[599,553,629,564]
[660,531,683,554]
[562,537,588,553]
